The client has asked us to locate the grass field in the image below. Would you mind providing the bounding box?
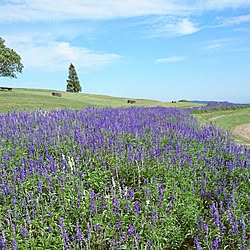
[0,88,201,113]
[193,107,250,146]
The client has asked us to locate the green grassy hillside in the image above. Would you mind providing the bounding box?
[193,107,250,146]
[0,88,201,112]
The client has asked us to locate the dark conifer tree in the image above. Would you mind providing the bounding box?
[66,63,82,92]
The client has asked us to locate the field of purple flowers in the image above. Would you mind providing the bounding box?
[0,107,249,249]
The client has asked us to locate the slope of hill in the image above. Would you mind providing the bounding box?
[0,88,202,112]
[193,106,250,146]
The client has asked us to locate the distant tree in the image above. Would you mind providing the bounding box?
[0,37,24,78]
[66,63,82,93]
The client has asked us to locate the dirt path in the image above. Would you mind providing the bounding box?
[233,123,250,142]
[208,113,236,122]
[208,115,228,122]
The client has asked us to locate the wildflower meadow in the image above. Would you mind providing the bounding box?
[0,107,249,249]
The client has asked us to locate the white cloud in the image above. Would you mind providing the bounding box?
[0,0,191,22]
[175,18,200,35]
[222,14,250,26]
[204,0,250,10]
[155,56,187,63]
[205,43,223,49]
[202,38,238,50]
[1,0,249,41]
[149,17,200,37]
[5,35,120,71]
[1,0,250,22]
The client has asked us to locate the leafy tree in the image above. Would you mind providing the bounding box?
[66,63,82,93]
[0,37,24,78]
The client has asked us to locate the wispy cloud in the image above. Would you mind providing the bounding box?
[5,35,121,71]
[145,17,200,38]
[0,0,191,22]
[174,18,200,35]
[1,0,250,22]
[155,56,187,63]
[205,43,223,49]
[204,0,250,10]
[221,14,250,26]
[202,38,238,50]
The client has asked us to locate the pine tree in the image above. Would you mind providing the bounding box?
[66,63,82,93]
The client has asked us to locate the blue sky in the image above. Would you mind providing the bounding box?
[1,0,250,103]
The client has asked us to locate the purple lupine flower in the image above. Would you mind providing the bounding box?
[198,220,204,231]
[20,226,28,238]
[212,237,220,250]
[117,236,121,248]
[90,190,97,213]
[116,217,122,230]
[119,230,126,240]
[49,160,57,173]
[227,207,233,225]
[229,193,236,209]
[100,203,107,211]
[94,224,99,232]
[226,161,234,172]
[126,202,130,213]
[112,197,120,213]
[240,213,247,242]
[62,231,70,249]
[102,158,106,170]
[37,182,42,194]
[136,235,140,247]
[110,185,115,195]
[110,239,115,248]
[147,240,153,250]
[49,180,53,192]
[0,231,8,250]
[166,203,172,216]
[210,202,220,225]
[127,224,136,237]
[169,194,175,201]
[219,201,223,214]
[58,218,64,233]
[12,239,18,250]
[158,184,164,197]
[134,200,140,216]
[11,224,16,237]
[121,187,128,199]
[75,223,83,242]
[1,186,7,198]
[151,208,158,227]
[204,223,209,235]
[0,237,8,250]
[194,236,202,250]
[7,210,11,220]
[232,219,239,234]
[129,188,134,201]
[219,221,225,234]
